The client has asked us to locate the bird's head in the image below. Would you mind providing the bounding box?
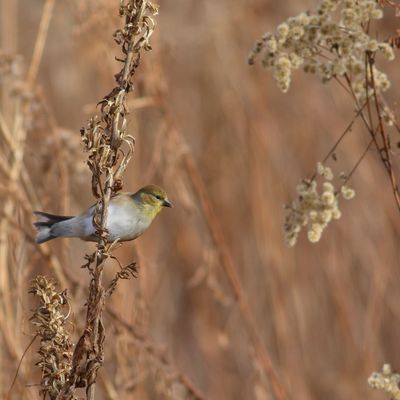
[133,185,172,219]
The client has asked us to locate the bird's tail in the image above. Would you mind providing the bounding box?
[33,211,74,244]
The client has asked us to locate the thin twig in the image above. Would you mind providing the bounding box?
[367,53,400,211]
[6,334,38,400]
[344,137,375,185]
[309,101,369,182]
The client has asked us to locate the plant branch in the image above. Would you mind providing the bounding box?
[55,2,159,399]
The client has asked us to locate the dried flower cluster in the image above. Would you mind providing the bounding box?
[368,364,400,399]
[284,162,355,246]
[29,276,76,400]
[249,0,395,100]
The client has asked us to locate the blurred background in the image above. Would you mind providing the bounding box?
[1,0,400,399]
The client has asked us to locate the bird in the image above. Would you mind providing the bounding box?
[33,185,172,244]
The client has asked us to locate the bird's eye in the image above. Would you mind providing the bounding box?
[155,194,162,200]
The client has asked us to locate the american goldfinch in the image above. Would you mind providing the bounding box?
[33,185,172,244]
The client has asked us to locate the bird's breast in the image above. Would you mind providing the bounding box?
[105,201,151,241]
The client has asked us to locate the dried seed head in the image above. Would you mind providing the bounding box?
[284,163,355,246]
[249,0,394,101]
[368,364,400,398]
[29,276,76,400]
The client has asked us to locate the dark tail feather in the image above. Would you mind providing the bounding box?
[33,211,74,244]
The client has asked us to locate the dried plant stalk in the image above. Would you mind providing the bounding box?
[29,276,75,400]
[56,1,158,399]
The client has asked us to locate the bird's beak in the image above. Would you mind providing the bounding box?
[163,198,173,208]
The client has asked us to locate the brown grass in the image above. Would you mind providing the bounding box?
[1,0,400,399]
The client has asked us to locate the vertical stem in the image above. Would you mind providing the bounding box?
[184,153,287,400]
[82,3,157,398]
[27,0,55,85]
[86,185,113,400]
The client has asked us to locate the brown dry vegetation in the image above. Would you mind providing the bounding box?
[1,0,400,399]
